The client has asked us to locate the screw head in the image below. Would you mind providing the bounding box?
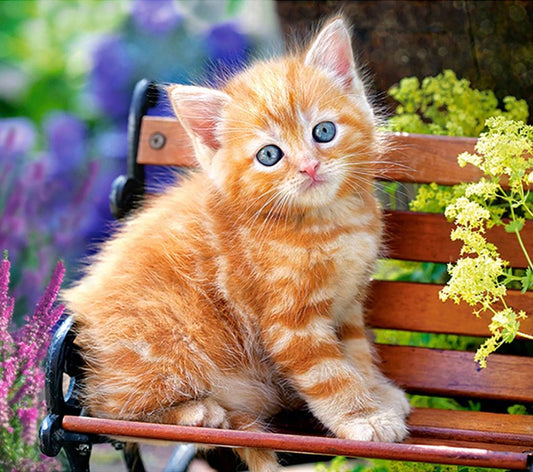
[149,132,166,150]
[77,443,91,455]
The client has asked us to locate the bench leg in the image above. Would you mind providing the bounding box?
[123,443,146,472]
[163,444,196,472]
[63,442,92,472]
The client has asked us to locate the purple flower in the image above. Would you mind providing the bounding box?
[0,259,15,355]
[44,112,87,174]
[94,128,128,160]
[131,0,182,35]
[0,118,36,158]
[18,407,38,444]
[0,357,17,431]
[205,21,249,81]
[89,36,134,120]
[0,257,64,468]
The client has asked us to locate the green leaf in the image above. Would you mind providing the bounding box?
[504,218,525,233]
[507,404,528,415]
[520,267,533,293]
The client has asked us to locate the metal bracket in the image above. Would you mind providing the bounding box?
[110,79,159,219]
[39,315,96,471]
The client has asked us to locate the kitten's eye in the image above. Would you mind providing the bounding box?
[256,145,284,167]
[312,121,336,143]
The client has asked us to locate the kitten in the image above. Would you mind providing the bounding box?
[63,17,409,472]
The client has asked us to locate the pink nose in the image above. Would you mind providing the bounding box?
[300,159,320,180]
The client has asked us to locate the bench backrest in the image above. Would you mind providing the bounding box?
[136,116,533,406]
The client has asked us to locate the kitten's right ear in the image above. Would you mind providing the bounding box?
[168,85,231,169]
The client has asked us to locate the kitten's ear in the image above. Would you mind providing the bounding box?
[168,85,231,168]
[305,18,363,94]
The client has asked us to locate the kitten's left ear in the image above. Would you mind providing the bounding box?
[305,18,364,94]
[168,84,231,169]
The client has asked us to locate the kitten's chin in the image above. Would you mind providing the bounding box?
[295,179,341,209]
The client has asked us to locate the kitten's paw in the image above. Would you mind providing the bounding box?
[377,382,411,418]
[336,409,408,443]
[168,399,229,428]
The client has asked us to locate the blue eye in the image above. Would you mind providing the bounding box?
[312,121,336,143]
[256,144,284,166]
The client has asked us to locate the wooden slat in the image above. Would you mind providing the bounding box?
[273,408,533,451]
[407,408,533,448]
[62,416,530,470]
[377,345,533,402]
[384,210,533,268]
[138,116,195,167]
[384,133,480,185]
[368,280,533,337]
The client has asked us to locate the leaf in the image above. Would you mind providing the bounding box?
[507,404,528,415]
[504,218,525,233]
[521,267,533,293]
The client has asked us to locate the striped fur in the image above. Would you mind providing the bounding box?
[63,18,408,472]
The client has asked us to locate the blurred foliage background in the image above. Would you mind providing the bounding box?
[0,0,282,323]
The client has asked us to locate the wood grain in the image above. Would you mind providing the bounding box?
[384,210,533,268]
[383,133,480,185]
[407,408,533,447]
[367,280,533,337]
[137,117,531,189]
[376,345,533,402]
[138,117,195,167]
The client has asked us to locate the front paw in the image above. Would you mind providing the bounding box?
[336,408,408,443]
[377,382,411,418]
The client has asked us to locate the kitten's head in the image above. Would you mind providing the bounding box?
[169,18,379,215]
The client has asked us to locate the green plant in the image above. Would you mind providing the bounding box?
[386,70,531,367]
[315,456,504,472]
[439,117,532,368]
[387,70,528,137]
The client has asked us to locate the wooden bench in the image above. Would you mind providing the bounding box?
[40,80,533,471]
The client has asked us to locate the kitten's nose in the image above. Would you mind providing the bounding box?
[300,159,320,181]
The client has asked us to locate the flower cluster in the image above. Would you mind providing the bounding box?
[439,118,533,368]
[0,115,105,322]
[1,256,64,471]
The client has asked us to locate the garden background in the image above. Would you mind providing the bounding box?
[0,1,531,471]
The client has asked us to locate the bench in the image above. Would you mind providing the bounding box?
[39,79,533,471]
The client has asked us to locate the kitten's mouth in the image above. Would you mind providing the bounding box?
[302,175,327,190]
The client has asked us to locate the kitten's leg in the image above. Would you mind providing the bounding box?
[159,399,278,471]
[337,301,411,418]
[261,306,407,443]
[158,398,230,428]
[228,412,278,472]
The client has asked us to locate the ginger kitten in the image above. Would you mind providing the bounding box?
[64,18,409,472]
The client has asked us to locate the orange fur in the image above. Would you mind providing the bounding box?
[63,18,409,472]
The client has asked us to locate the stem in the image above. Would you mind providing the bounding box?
[517,183,533,219]
[508,201,533,271]
[517,331,533,340]
[515,228,533,270]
